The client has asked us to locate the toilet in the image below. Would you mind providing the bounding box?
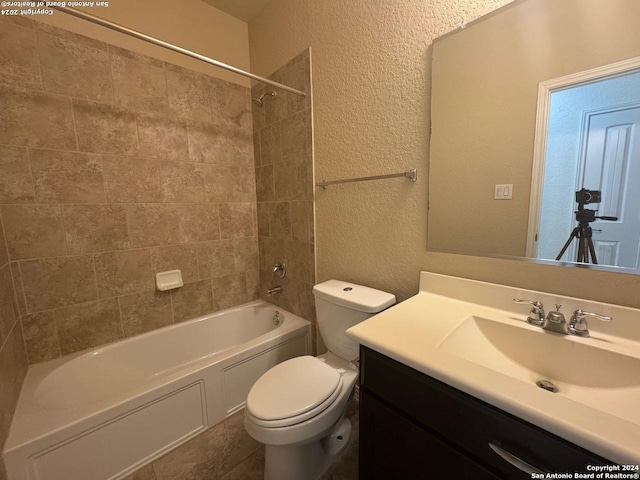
[244,280,395,480]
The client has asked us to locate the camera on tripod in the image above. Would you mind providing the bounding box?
[555,188,617,264]
[575,188,601,205]
[575,188,600,223]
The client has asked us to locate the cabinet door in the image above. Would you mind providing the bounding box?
[360,391,500,480]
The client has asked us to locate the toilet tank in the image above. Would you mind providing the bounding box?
[312,280,395,361]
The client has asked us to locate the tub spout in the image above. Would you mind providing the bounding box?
[266,285,282,296]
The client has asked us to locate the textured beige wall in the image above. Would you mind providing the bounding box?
[249,0,640,308]
[33,0,250,86]
[429,0,640,257]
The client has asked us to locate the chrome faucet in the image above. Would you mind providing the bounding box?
[568,309,612,337]
[266,285,283,296]
[514,299,613,337]
[513,299,545,326]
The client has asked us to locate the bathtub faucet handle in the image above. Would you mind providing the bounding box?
[272,261,286,279]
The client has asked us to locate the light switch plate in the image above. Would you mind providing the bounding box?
[494,184,513,200]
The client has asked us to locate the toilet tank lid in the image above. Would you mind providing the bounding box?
[312,280,396,313]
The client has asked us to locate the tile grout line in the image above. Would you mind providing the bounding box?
[31,19,45,93]
[107,44,116,106]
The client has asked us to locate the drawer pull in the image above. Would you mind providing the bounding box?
[488,442,544,475]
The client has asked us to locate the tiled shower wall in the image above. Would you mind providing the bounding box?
[0,220,27,480]
[252,50,316,345]
[0,16,259,366]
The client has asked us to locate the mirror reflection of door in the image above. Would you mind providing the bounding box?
[534,66,640,270]
[581,106,640,267]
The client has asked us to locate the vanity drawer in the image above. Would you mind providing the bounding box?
[360,390,500,480]
[360,346,612,477]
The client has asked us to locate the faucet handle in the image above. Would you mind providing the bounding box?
[513,298,545,326]
[572,309,613,322]
[568,309,612,338]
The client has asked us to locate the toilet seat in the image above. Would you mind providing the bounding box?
[246,356,344,428]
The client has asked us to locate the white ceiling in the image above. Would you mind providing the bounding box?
[202,0,270,23]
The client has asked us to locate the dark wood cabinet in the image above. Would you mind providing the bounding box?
[359,346,613,479]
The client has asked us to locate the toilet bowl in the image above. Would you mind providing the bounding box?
[244,280,395,480]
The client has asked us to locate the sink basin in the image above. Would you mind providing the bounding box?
[439,315,640,424]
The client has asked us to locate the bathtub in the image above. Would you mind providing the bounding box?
[3,300,311,480]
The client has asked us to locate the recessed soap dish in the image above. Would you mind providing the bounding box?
[155,270,183,291]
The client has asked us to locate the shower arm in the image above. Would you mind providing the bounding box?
[52,6,307,98]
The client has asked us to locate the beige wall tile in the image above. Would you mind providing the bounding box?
[245,270,261,301]
[0,86,76,149]
[170,279,213,322]
[1,205,67,260]
[264,72,288,127]
[137,112,188,161]
[0,265,16,346]
[176,204,220,243]
[122,464,157,480]
[258,123,281,166]
[9,262,26,317]
[160,161,206,203]
[94,249,154,298]
[212,273,248,311]
[290,201,313,243]
[259,237,285,271]
[103,154,162,203]
[73,99,138,155]
[210,78,251,131]
[30,148,105,204]
[21,311,61,364]
[0,322,27,455]
[120,290,172,337]
[0,22,42,90]
[152,409,259,480]
[203,164,256,203]
[285,59,311,115]
[0,216,7,268]
[55,298,122,355]
[268,202,292,240]
[253,132,261,169]
[197,240,235,280]
[0,14,34,29]
[273,156,312,201]
[62,204,129,254]
[285,239,313,284]
[281,110,309,161]
[20,255,97,312]
[110,48,168,114]
[219,203,256,239]
[188,122,253,166]
[36,24,112,103]
[251,84,266,133]
[151,244,199,284]
[0,145,35,203]
[234,237,259,273]
[255,165,274,202]
[166,64,212,122]
[256,203,271,237]
[126,204,180,248]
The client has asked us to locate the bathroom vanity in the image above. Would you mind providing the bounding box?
[347,273,640,477]
[359,347,608,478]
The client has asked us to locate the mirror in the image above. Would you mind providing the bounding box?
[427,0,640,273]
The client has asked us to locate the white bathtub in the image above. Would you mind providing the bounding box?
[3,300,311,480]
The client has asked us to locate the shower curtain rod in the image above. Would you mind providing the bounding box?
[53,6,307,98]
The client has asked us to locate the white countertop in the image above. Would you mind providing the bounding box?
[346,272,640,465]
